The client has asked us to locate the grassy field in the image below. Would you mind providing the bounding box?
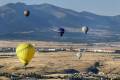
[0,52,120,79]
[0,41,120,80]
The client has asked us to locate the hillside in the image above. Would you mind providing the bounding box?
[0,3,120,43]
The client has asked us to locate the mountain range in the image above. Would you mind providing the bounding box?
[0,2,120,43]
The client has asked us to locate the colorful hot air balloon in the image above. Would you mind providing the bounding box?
[58,28,65,37]
[16,43,35,66]
[24,10,30,17]
[82,26,89,34]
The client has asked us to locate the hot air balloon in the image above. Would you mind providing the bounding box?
[76,52,82,59]
[16,43,35,66]
[24,10,30,17]
[58,28,65,37]
[76,48,86,59]
[81,26,89,34]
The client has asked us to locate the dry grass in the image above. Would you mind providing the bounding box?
[0,40,120,79]
[0,77,10,80]
[0,52,120,75]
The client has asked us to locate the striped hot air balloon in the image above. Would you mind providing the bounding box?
[81,26,89,34]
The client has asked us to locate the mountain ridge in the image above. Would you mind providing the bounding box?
[0,2,120,43]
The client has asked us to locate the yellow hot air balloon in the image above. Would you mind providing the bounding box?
[16,43,35,66]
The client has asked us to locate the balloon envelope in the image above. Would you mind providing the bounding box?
[24,10,30,17]
[82,26,89,34]
[76,52,82,59]
[58,28,65,37]
[16,43,35,66]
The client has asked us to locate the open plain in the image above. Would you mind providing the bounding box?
[0,41,120,80]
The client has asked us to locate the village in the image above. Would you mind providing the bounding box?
[0,45,120,55]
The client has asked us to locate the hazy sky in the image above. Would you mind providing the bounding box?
[0,0,120,16]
